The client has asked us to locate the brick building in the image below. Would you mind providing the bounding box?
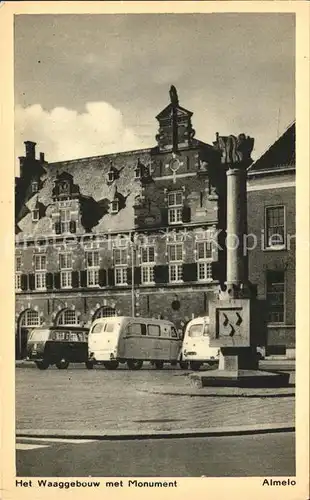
[14,88,295,359]
[247,122,295,358]
[15,88,227,358]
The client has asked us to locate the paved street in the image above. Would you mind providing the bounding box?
[16,364,295,433]
[16,432,295,477]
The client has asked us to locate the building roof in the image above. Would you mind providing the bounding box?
[248,122,295,175]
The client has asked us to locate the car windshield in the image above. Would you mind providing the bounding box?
[29,329,50,341]
[188,324,203,337]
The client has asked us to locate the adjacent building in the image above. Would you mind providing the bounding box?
[247,122,295,358]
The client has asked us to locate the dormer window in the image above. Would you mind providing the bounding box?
[135,166,141,179]
[52,172,79,201]
[31,181,38,193]
[111,200,119,214]
[107,161,119,184]
[59,181,69,195]
[108,170,115,183]
[32,209,40,222]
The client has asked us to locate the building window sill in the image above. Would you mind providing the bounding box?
[267,323,294,328]
[264,246,287,252]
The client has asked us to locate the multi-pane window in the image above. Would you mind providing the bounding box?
[57,309,79,326]
[15,273,22,291]
[93,306,116,320]
[60,253,72,289]
[86,251,99,287]
[34,254,46,290]
[35,255,46,270]
[21,309,40,326]
[168,191,183,224]
[16,256,22,272]
[60,209,71,233]
[140,246,155,284]
[15,256,22,290]
[267,271,285,323]
[265,206,285,248]
[141,266,154,284]
[115,267,127,285]
[196,241,213,281]
[114,249,127,265]
[114,248,128,285]
[168,244,183,283]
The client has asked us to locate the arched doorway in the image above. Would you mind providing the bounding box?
[17,309,42,359]
[92,306,116,321]
[56,308,79,326]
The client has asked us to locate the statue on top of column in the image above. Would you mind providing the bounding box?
[169,85,179,107]
[215,133,254,166]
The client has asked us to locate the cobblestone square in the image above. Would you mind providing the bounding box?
[16,364,295,434]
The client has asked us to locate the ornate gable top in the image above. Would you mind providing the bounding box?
[155,86,195,152]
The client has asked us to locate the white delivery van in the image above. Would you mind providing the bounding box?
[180,316,220,370]
[88,316,182,370]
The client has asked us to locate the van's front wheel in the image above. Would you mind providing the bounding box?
[189,361,202,371]
[127,360,143,370]
[56,359,69,370]
[154,361,164,370]
[35,360,49,370]
[179,356,189,370]
[103,361,119,370]
[85,360,94,370]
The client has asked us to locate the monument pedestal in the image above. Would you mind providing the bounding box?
[191,345,290,388]
[191,369,290,388]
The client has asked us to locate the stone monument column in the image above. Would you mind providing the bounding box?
[226,165,247,288]
[190,133,289,387]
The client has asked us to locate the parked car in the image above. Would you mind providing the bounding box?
[26,326,92,370]
[180,316,220,370]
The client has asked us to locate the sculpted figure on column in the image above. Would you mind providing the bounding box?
[217,134,254,166]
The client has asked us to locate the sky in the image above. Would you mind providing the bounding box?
[14,13,295,169]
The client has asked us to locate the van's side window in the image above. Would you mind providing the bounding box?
[148,324,161,336]
[161,326,169,337]
[171,327,178,338]
[91,323,104,334]
[127,323,146,335]
[55,331,65,341]
[106,323,114,333]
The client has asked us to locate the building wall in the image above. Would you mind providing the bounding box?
[247,177,295,352]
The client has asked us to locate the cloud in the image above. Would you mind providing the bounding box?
[15,101,149,169]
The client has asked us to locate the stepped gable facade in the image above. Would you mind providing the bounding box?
[15,88,226,358]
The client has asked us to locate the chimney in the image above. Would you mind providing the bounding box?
[40,152,45,162]
[24,141,36,159]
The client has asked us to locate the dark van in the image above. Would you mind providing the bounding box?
[26,326,93,370]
